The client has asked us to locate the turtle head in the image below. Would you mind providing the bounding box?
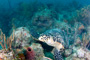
[38,35,55,46]
[38,35,48,42]
[54,42,64,52]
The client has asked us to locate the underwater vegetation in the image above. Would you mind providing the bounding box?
[0,29,15,60]
[0,0,90,60]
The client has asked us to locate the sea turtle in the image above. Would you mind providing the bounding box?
[38,29,67,60]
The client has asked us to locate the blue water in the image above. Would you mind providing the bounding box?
[0,0,90,9]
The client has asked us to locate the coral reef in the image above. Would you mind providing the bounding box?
[72,47,90,60]
[0,28,32,60]
[0,50,14,60]
[65,32,90,60]
[0,1,90,60]
[76,5,90,26]
[30,43,53,60]
[17,53,25,60]
[0,29,15,60]
[29,8,58,34]
[12,27,32,49]
[37,22,89,60]
[0,27,55,60]
[64,48,73,57]
[30,43,44,60]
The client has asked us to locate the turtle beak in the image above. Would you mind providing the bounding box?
[62,44,64,49]
[38,36,44,42]
[59,43,64,50]
[62,45,64,49]
[59,44,65,52]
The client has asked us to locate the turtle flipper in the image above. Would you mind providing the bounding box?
[53,48,64,60]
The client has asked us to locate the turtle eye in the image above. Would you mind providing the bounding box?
[41,37,43,39]
[60,48,64,52]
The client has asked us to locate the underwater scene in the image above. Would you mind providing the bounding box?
[0,0,90,60]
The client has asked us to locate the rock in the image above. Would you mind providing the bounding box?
[65,55,73,60]
[30,43,44,60]
[64,49,73,57]
[85,50,90,60]
[12,27,32,49]
[72,47,89,60]
[43,56,52,60]
[73,53,77,57]
[0,50,14,60]
[72,57,86,60]
[76,48,86,58]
